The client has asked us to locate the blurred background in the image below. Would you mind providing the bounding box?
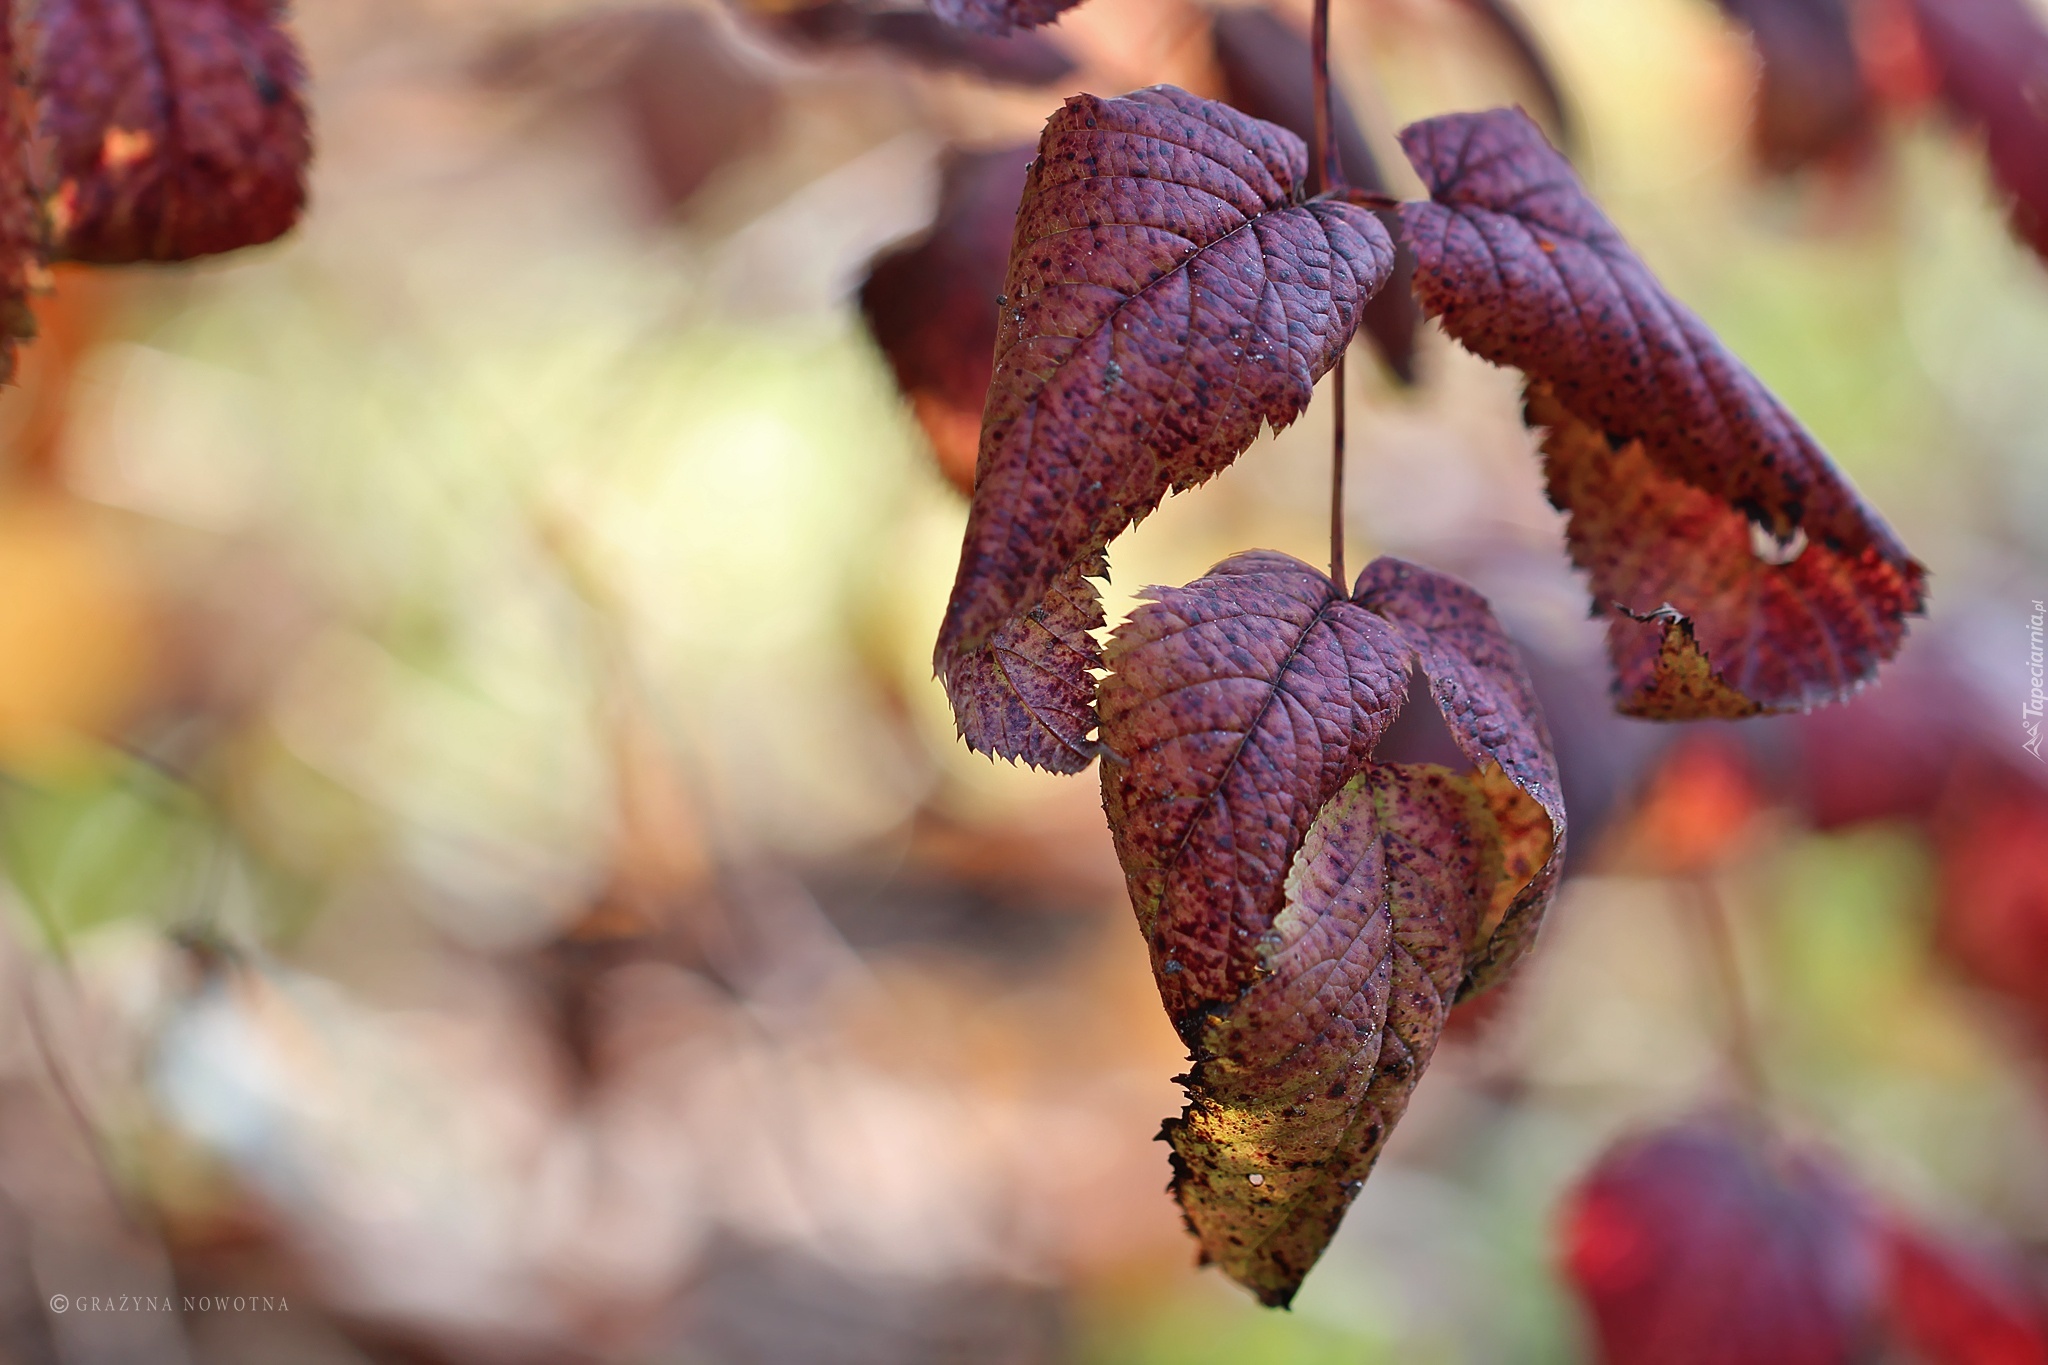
[2,0,2046,1360]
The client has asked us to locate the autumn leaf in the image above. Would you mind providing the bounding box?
[1906,0,2048,265]
[1350,556,1564,990]
[1398,108,1926,717]
[1935,761,2048,1038]
[1208,5,1420,383]
[1099,550,1562,1302]
[768,0,1075,87]
[926,0,1082,38]
[860,143,1032,496]
[1710,0,1873,172]
[1883,1221,2048,1365]
[1562,1117,1878,1365]
[1568,1117,2048,1363]
[935,87,1394,765]
[481,8,782,217]
[1165,764,1500,1305]
[940,554,1104,773]
[1787,644,1970,829]
[30,0,311,262]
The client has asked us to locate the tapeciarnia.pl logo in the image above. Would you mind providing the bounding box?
[2027,599,2045,761]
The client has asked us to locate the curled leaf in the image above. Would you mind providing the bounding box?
[1398,109,1925,716]
[860,143,1031,495]
[1168,763,1500,1304]
[1351,556,1564,990]
[1711,0,1873,172]
[1208,5,1420,382]
[936,86,1394,765]
[30,0,311,262]
[1532,388,1921,717]
[1099,550,1563,1301]
[1907,0,2048,264]
[1562,1118,1879,1365]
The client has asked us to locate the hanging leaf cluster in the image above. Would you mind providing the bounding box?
[881,0,1930,1308]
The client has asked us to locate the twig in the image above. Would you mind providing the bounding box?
[1686,872,1769,1110]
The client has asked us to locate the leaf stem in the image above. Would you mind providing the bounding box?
[1309,0,1338,196]
[1329,355,1347,589]
[1687,872,1768,1110]
[1310,0,1346,588]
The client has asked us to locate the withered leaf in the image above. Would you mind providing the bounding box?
[1099,550,1562,1301]
[1563,1118,1878,1365]
[1532,387,1920,717]
[936,86,1394,766]
[1398,109,1926,716]
[1208,5,1420,382]
[926,0,1082,38]
[1712,0,1872,172]
[30,0,311,262]
[1167,763,1499,1305]
[860,143,1032,495]
[1908,0,2048,264]
[769,0,1075,87]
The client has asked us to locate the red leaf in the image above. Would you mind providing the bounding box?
[1397,109,1926,716]
[1100,550,1409,1024]
[0,0,39,384]
[1788,645,1970,829]
[1100,550,1562,1301]
[1936,763,2048,1036]
[1884,1220,2048,1365]
[768,0,1075,87]
[1710,0,1873,172]
[30,0,310,262]
[935,87,1394,764]
[1208,5,1421,383]
[860,143,1031,496]
[926,0,1082,38]
[941,554,1104,773]
[1561,1118,1879,1365]
[1907,0,2048,264]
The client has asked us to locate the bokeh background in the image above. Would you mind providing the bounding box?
[2,0,2046,1360]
